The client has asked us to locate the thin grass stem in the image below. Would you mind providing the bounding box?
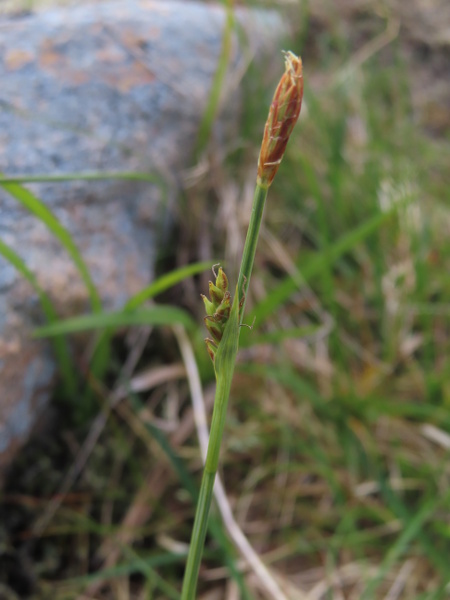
[181,186,269,599]
[181,304,238,600]
[181,51,303,598]
[237,183,269,320]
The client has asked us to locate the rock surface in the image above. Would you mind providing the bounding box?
[0,0,284,473]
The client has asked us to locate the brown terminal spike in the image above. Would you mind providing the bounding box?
[257,51,303,188]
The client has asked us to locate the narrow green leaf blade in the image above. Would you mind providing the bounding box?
[34,305,195,337]
[249,207,397,326]
[0,238,76,393]
[125,261,214,310]
[0,171,164,184]
[0,174,101,313]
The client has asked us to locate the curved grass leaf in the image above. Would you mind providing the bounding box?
[125,261,214,311]
[360,491,450,599]
[62,552,185,586]
[249,207,400,327]
[88,260,214,386]
[195,0,234,157]
[0,174,101,313]
[0,170,171,391]
[34,305,195,338]
[0,238,76,394]
[0,171,164,185]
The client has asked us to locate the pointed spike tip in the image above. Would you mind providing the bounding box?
[201,293,216,317]
[215,267,228,292]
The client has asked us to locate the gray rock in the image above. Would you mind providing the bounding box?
[0,1,285,472]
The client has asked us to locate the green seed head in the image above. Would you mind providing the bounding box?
[201,293,216,317]
[204,315,223,343]
[215,267,228,292]
[204,338,217,362]
[214,291,231,322]
[209,281,224,305]
[202,267,234,364]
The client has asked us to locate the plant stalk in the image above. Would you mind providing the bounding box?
[181,358,236,599]
[181,50,302,598]
[237,182,269,321]
[181,184,268,599]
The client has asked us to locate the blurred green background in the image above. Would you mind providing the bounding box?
[1,0,450,599]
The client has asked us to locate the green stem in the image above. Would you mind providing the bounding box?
[237,182,269,321]
[181,182,269,599]
[181,374,233,600]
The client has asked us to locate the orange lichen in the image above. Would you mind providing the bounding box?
[4,49,34,71]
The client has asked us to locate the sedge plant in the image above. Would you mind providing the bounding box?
[181,51,304,598]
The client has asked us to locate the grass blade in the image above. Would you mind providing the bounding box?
[63,552,185,586]
[249,206,400,326]
[0,238,76,394]
[0,171,164,184]
[0,175,101,313]
[195,0,234,157]
[361,491,449,599]
[33,305,195,337]
[125,261,214,311]
[87,261,214,396]
[128,395,251,598]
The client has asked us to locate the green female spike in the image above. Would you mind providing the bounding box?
[214,291,231,322]
[201,294,216,317]
[215,266,228,292]
[204,315,223,343]
[208,280,224,305]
